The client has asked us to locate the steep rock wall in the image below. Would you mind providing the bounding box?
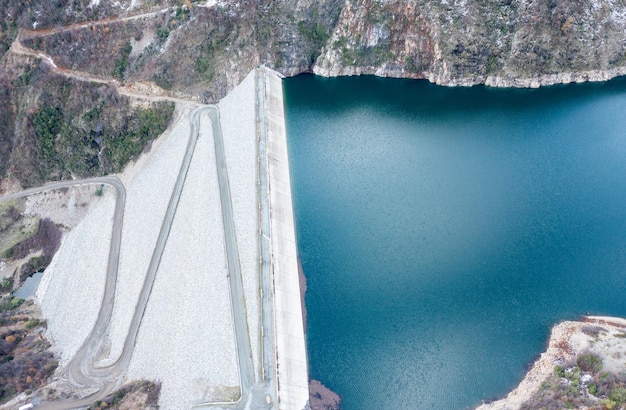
[8,0,626,102]
[314,0,626,87]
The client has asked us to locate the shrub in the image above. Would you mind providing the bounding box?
[577,352,602,374]
[555,364,566,377]
[9,298,23,309]
[104,103,174,171]
[610,387,626,403]
[32,106,64,176]
[157,27,169,40]
[1,247,15,259]
[0,278,11,292]
[23,319,44,330]
[112,42,132,81]
[581,325,606,338]
[0,296,22,312]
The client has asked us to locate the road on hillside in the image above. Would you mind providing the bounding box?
[1,101,276,410]
[0,105,206,410]
[57,106,204,410]
[194,77,273,410]
[11,30,197,105]
[5,16,281,409]
[0,176,126,407]
[193,108,261,410]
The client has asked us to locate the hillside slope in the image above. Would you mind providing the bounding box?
[1,0,626,187]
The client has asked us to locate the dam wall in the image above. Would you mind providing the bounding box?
[260,67,310,410]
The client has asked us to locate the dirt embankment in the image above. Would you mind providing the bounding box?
[1,184,109,293]
[0,199,61,292]
[0,188,99,407]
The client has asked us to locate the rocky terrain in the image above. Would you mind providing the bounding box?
[1,0,625,191]
[1,0,626,191]
[0,182,117,302]
[478,317,626,410]
[314,0,626,86]
[0,49,173,191]
[309,380,341,410]
[86,380,160,410]
[0,300,57,406]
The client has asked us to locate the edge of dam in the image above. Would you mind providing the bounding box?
[259,66,310,410]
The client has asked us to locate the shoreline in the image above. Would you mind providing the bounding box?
[310,64,626,89]
[477,316,626,410]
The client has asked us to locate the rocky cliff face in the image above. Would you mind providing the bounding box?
[4,0,626,102]
[314,0,626,87]
[2,0,626,189]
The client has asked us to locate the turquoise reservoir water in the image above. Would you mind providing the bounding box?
[283,75,626,409]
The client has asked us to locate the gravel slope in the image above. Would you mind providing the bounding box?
[35,190,115,366]
[218,70,260,379]
[103,104,195,367]
[34,71,260,408]
[126,108,239,408]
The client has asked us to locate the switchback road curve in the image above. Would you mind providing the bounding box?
[1,102,276,409]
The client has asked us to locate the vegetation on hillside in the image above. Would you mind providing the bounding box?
[0,300,57,405]
[87,380,161,410]
[0,0,624,185]
[521,350,626,409]
[0,55,174,188]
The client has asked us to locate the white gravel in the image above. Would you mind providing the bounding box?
[126,108,239,408]
[218,70,261,378]
[104,103,196,366]
[24,185,103,230]
[34,69,261,408]
[35,189,115,366]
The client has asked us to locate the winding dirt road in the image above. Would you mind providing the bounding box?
[0,176,125,407]
[2,21,279,408]
[0,104,206,409]
[193,101,273,410]
[1,105,275,410]
[59,106,206,407]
